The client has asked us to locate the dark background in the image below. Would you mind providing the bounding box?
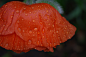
[0,0,86,57]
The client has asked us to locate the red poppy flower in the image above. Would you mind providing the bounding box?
[0,1,76,53]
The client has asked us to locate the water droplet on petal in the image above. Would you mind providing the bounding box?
[33,20,35,22]
[17,20,19,23]
[28,40,31,44]
[18,28,21,32]
[5,43,8,47]
[25,14,28,16]
[29,12,31,13]
[24,8,26,10]
[29,30,32,33]
[34,28,37,31]
[22,30,25,32]
[56,31,58,33]
[16,10,19,13]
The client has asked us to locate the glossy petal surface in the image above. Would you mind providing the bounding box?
[0,1,76,53]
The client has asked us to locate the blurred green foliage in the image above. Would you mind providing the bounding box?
[56,0,86,31]
[0,0,12,7]
[2,53,12,57]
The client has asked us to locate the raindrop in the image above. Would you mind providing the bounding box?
[5,5,7,7]
[29,30,32,33]
[22,19,24,20]
[24,8,26,10]
[29,12,31,13]
[16,10,19,13]
[52,25,54,27]
[24,48,26,50]
[35,48,36,49]
[5,43,8,47]
[56,31,58,33]
[42,29,44,33]
[46,10,48,12]
[33,20,35,22]
[22,30,25,32]
[17,20,19,23]
[3,25,5,27]
[14,6,16,8]
[34,28,38,31]
[37,41,39,45]
[50,43,52,47]
[25,14,28,16]
[54,43,56,46]
[28,40,31,44]
[38,6,39,7]
[32,7,34,9]
[11,16,13,18]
